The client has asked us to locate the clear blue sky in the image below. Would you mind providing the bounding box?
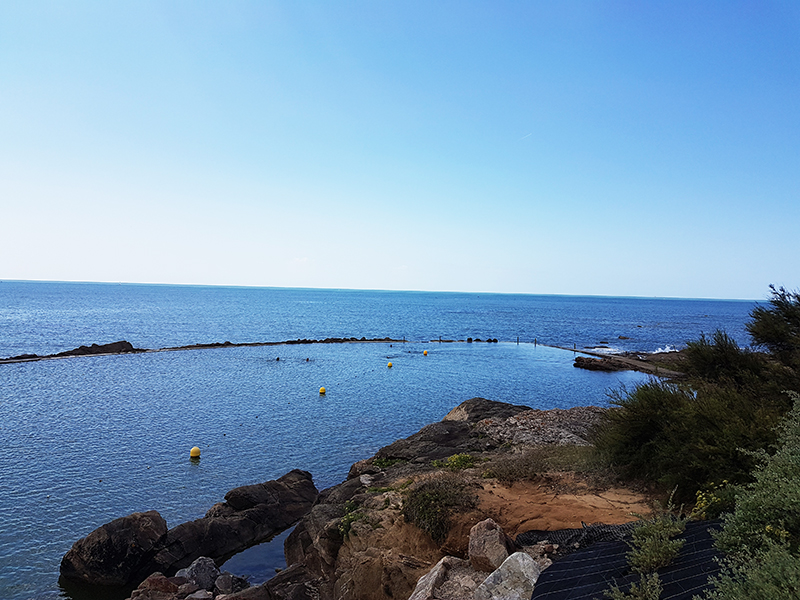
[1,1,797,299]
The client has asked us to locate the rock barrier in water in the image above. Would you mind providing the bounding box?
[0,337,406,364]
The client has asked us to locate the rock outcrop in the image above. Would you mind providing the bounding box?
[60,470,318,590]
[247,397,596,600]
[60,510,168,586]
[148,469,318,575]
[0,340,146,363]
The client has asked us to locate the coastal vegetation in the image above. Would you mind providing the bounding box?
[699,391,800,598]
[593,286,800,598]
[401,471,478,544]
[594,286,800,499]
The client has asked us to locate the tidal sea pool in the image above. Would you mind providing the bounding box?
[1,341,648,599]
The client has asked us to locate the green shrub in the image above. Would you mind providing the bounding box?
[747,285,800,370]
[338,500,364,538]
[628,522,685,573]
[713,392,800,558]
[432,453,477,471]
[684,330,765,385]
[603,573,662,600]
[693,481,739,520]
[593,286,800,499]
[401,472,476,544]
[698,392,800,599]
[698,541,800,600]
[593,380,785,499]
[626,492,687,573]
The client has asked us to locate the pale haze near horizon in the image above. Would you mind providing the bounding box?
[1,1,798,300]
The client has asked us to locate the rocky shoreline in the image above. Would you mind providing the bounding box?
[61,398,656,600]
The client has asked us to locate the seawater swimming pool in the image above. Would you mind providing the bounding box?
[1,341,648,600]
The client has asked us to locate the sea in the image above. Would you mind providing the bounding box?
[0,281,758,600]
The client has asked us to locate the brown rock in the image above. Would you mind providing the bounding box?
[60,510,168,586]
[140,573,180,594]
[147,470,318,575]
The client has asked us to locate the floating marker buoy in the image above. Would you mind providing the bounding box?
[319,386,326,395]
[388,362,393,368]
[190,446,201,458]
[423,350,428,356]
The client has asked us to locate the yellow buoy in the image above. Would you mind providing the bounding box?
[319,386,326,395]
[423,350,428,356]
[388,362,393,368]
[190,446,201,458]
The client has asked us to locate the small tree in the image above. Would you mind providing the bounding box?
[747,285,800,370]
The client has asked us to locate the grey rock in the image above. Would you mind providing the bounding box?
[408,555,459,600]
[409,555,485,600]
[469,519,517,573]
[473,552,541,600]
[215,572,250,595]
[177,557,220,590]
[442,397,531,423]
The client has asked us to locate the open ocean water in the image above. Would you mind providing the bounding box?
[0,281,756,600]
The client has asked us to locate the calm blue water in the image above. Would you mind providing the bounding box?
[0,281,756,600]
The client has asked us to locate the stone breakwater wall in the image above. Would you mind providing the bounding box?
[1,335,512,364]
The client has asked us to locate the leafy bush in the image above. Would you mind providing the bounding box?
[603,573,662,600]
[594,379,786,499]
[713,391,800,558]
[626,491,687,574]
[698,392,800,599]
[600,493,685,599]
[698,541,800,600]
[693,481,739,520]
[747,285,800,370]
[594,287,800,499]
[432,453,477,471]
[683,330,765,385]
[401,472,476,544]
[628,518,685,573]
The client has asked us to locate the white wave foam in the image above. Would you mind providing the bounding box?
[652,345,679,354]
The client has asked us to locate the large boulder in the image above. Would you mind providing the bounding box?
[473,552,541,600]
[146,470,318,574]
[468,518,517,573]
[59,510,168,586]
[408,556,485,600]
[175,557,219,590]
[61,470,318,589]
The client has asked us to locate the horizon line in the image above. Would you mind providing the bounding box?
[0,278,762,303]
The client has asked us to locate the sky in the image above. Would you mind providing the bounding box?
[1,1,798,300]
